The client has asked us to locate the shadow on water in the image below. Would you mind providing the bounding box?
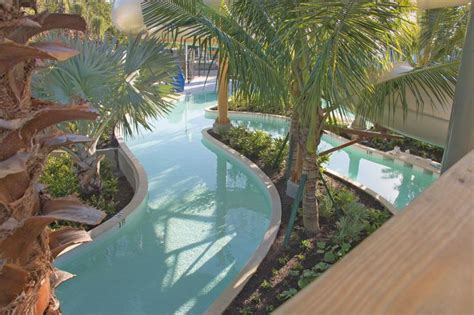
[56,102,270,314]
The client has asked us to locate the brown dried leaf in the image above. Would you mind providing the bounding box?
[40,134,91,149]
[30,42,79,61]
[42,197,105,225]
[0,41,75,73]
[0,264,28,307]
[7,13,86,44]
[0,104,98,161]
[0,216,53,261]
[0,118,28,130]
[49,227,91,258]
[50,269,75,288]
[0,171,30,206]
[0,152,30,179]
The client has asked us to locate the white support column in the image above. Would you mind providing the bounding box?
[441,11,474,173]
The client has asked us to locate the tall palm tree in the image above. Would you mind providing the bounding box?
[0,5,105,313]
[143,0,463,235]
[142,0,404,234]
[142,0,288,126]
[33,34,177,192]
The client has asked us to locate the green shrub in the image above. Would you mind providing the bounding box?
[41,153,120,225]
[41,153,79,197]
[221,127,288,170]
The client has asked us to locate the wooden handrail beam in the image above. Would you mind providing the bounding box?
[319,139,360,156]
[275,150,474,315]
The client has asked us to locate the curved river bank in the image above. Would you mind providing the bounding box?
[56,92,437,314]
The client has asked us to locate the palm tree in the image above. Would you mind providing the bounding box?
[143,0,410,234]
[0,5,105,313]
[142,0,288,131]
[33,34,177,193]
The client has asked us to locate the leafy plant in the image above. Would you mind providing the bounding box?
[300,239,313,250]
[239,306,253,315]
[298,269,320,289]
[278,288,298,301]
[265,304,275,312]
[221,127,288,170]
[260,279,272,290]
[278,255,289,265]
[323,251,336,264]
[288,269,300,277]
[33,34,177,193]
[41,154,119,222]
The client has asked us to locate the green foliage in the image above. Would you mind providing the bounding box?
[364,136,444,162]
[278,255,289,265]
[33,35,177,139]
[300,239,313,250]
[90,16,103,37]
[297,269,320,289]
[41,153,119,222]
[365,208,392,234]
[319,194,335,219]
[278,288,297,301]
[229,95,287,115]
[265,304,274,313]
[260,279,271,290]
[334,202,369,245]
[41,153,79,197]
[323,251,336,263]
[288,269,300,277]
[238,306,252,315]
[70,3,83,15]
[221,127,288,171]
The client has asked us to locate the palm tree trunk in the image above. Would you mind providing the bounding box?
[0,9,104,313]
[214,58,231,133]
[289,110,304,182]
[300,128,321,235]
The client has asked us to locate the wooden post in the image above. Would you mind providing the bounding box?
[441,11,474,172]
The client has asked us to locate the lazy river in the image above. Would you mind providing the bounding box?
[56,91,437,314]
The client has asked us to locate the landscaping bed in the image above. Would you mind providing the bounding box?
[41,153,134,230]
[335,127,445,163]
[208,127,392,314]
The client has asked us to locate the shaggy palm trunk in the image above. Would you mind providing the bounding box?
[74,150,105,194]
[0,4,105,313]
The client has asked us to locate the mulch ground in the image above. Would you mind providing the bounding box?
[223,169,387,314]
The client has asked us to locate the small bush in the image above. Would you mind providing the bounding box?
[221,127,288,171]
[41,154,79,197]
[41,153,120,227]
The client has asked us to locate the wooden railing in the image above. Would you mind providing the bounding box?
[275,150,474,315]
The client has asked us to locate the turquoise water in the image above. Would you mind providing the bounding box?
[56,92,437,314]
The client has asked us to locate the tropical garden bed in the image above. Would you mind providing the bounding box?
[41,152,134,231]
[227,98,445,163]
[208,127,392,314]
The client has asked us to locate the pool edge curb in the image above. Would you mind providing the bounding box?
[324,169,397,215]
[202,128,282,315]
[87,133,149,239]
[204,105,441,176]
